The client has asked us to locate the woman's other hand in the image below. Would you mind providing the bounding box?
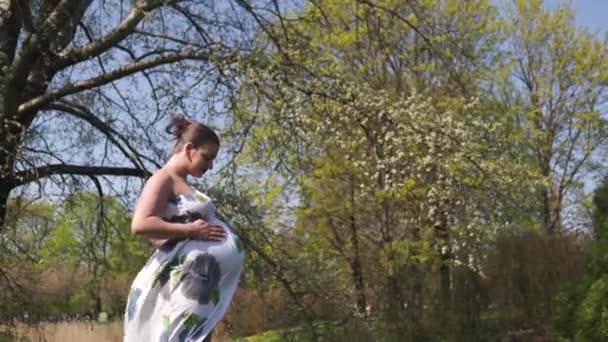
[189,219,226,241]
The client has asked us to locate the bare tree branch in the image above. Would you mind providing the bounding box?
[7,0,92,104]
[19,48,232,116]
[55,1,167,70]
[166,4,213,45]
[14,0,34,33]
[134,29,209,49]
[44,100,156,171]
[13,164,149,187]
[0,1,23,76]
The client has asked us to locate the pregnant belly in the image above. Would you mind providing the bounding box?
[180,232,244,277]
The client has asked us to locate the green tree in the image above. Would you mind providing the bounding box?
[40,192,150,315]
[228,1,553,340]
[0,197,56,319]
[553,174,608,341]
[504,0,608,233]
[237,0,536,328]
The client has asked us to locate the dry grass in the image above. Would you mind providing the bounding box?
[0,321,237,342]
[0,286,294,342]
[1,321,123,342]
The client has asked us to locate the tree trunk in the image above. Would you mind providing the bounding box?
[405,263,423,334]
[348,176,367,316]
[439,259,451,313]
[0,180,10,228]
[386,266,403,315]
[435,211,452,334]
[539,159,556,234]
[541,187,552,233]
[0,116,20,230]
[408,225,424,324]
[349,214,367,316]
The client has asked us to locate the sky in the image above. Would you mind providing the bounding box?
[544,0,608,33]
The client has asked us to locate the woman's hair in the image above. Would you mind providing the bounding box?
[166,115,220,153]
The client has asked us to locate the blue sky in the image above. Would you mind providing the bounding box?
[544,0,608,33]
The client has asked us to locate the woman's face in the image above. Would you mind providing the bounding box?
[185,142,219,177]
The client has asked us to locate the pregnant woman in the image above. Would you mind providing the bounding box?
[124,116,245,341]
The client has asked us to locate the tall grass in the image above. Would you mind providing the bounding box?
[0,321,236,341]
[1,321,123,342]
[0,286,296,341]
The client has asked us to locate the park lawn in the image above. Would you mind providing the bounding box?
[235,319,406,342]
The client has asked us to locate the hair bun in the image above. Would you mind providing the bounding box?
[165,114,220,154]
[166,115,192,139]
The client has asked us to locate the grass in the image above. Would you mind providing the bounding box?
[0,320,239,341]
[0,321,124,342]
[0,318,447,341]
[233,319,407,342]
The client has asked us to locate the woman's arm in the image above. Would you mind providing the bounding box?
[131,172,193,239]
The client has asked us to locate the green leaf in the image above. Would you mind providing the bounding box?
[183,312,205,330]
[235,236,244,253]
[211,287,221,305]
[195,193,211,204]
[162,315,171,329]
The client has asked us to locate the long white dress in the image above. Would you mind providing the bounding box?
[124,190,245,341]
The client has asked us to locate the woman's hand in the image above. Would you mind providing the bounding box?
[189,219,226,241]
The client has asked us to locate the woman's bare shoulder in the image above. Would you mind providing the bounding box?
[142,169,174,194]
